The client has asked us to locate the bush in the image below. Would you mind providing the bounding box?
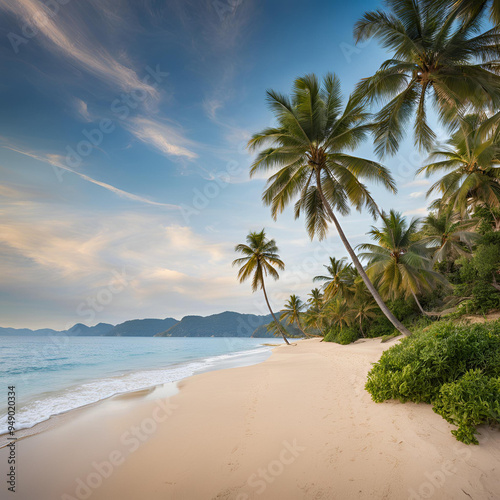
[324,326,359,345]
[433,370,500,444]
[365,321,500,443]
[336,327,359,345]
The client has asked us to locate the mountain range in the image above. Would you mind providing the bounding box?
[0,312,300,339]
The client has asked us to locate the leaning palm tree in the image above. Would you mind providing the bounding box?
[281,294,315,338]
[313,257,355,301]
[417,114,500,219]
[420,209,478,268]
[233,229,290,345]
[248,73,411,336]
[358,210,448,315]
[353,0,500,157]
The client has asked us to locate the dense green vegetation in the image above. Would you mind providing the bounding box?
[366,321,500,443]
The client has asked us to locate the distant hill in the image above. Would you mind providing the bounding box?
[0,312,308,338]
[0,327,63,336]
[106,318,178,337]
[67,323,114,336]
[156,311,275,338]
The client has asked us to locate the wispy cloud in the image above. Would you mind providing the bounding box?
[0,0,157,96]
[125,117,198,159]
[73,98,92,122]
[403,179,431,188]
[2,144,180,209]
[409,191,425,199]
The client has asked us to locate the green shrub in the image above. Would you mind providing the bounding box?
[365,321,500,443]
[324,326,359,344]
[336,327,359,345]
[433,370,500,444]
[365,315,394,338]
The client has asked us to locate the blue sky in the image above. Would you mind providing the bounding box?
[0,0,436,329]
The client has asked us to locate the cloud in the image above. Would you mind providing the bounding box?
[73,98,92,122]
[409,191,425,199]
[403,207,428,216]
[403,179,431,188]
[125,117,198,159]
[0,0,157,96]
[2,143,180,209]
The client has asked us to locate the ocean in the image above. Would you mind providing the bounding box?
[0,336,283,434]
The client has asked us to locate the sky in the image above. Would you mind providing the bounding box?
[0,0,437,329]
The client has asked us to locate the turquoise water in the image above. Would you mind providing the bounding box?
[0,336,282,433]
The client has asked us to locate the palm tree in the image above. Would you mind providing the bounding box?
[420,209,478,268]
[233,229,290,345]
[248,73,412,336]
[322,298,353,331]
[305,288,326,336]
[417,114,500,219]
[352,301,378,337]
[281,294,315,338]
[313,257,355,300]
[357,210,448,315]
[353,1,500,157]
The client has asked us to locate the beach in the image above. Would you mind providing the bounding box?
[3,337,500,500]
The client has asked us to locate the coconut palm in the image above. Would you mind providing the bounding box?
[281,295,307,337]
[248,73,411,336]
[313,257,355,300]
[233,229,290,345]
[352,301,379,337]
[417,114,500,218]
[357,210,449,315]
[353,0,500,157]
[305,288,326,335]
[420,209,478,268]
[322,298,352,331]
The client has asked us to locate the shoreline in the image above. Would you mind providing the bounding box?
[0,341,279,448]
[2,338,500,499]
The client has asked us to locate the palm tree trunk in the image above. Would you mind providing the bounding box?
[261,281,290,345]
[315,175,412,337]
[411,291,427,316]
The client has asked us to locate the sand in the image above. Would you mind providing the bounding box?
[2,338,500,500]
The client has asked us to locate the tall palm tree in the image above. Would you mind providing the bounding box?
[281,294,317,338]
[353,0,500,157]
[420,209,478,268]
[313,257,355,300]
[248,73,412,336]
[417,114,500,218]
[233,229,290,345]
[357,210,448,315]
